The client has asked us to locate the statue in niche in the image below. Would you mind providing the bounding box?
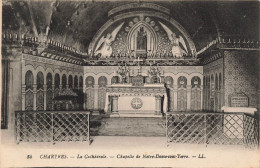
[94,22,124,58]
[137,27,147,51]
[159,22,188,58]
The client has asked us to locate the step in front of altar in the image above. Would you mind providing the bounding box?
[90,117,166,136]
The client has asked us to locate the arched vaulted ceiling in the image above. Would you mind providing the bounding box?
[2,0,259,53]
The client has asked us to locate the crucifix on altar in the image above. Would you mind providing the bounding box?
[133,56,143,75]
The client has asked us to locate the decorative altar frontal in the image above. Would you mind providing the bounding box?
[105,84,167,115]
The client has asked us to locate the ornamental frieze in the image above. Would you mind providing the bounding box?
[22,54,83,70]
[23,54,83,72]
[106,86,166,95]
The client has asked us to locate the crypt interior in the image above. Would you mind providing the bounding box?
[1,1,259,147]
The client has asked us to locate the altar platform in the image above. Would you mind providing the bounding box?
[105,83,167,117]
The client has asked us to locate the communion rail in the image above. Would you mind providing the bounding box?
[15,111,90,144]
[166,112,259,150]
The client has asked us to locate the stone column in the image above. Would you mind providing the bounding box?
[21,84,26,111]
[43,84,47,111]
[155,95,161,115]
[52,84,55,110]
[112,96,119,113]
[33,84,37,111]
[93,84,99,110]
[187,85,192,111]
[167,87,174,112]
[200,85,203,111]
[83,87,87,110]
[59,84,63,90]
[173,85,178,111]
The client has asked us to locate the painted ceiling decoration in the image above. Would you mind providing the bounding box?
[2,1,259,65]
[87,4,197,58]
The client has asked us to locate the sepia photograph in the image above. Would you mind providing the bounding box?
[1,0,259,167]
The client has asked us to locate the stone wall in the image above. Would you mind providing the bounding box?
[224,51,259,108]
[84,66,203,111]
[203,57,224,112]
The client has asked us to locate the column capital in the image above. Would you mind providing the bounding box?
[22,85,26,92]
[33,84,37,92]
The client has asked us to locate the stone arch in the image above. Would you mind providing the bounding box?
[191,76,201,88]
[36,71,44,90]
[215,73,218,90]
[62,74,67,89]
[108,3,170,16]
[96,73,110,80]
[35,66,46,84]
[84,73,98,84]
[25,70,34,90]
[24,65,35,85]
[175,73,190,85]
[79,76,83,88]
[25,70,34,111]
[36,71,44,111]
[177,76,187,88]
[88,11,196,56]
[86,76,95,87]
[74,75,79,88]
[53,69,62,77]
[165,76,173,87]
[190,72,203,84]
[45,68,54,85]
[54,73,60,89]
[60,69,67,76]
[68,71,74,76]
[46,73,53,89]
[68,75,73,88]
[100,76,107,86]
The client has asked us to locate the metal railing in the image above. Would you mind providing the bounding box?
[15,111,90,144]
[166,112,259,150]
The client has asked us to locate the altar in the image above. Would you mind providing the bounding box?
[105,83,167,116]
